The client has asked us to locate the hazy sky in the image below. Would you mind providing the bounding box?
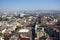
[0,0,60,11]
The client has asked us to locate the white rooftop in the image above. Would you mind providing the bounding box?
[18,29,29,33]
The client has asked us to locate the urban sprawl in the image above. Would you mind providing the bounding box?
[0,10,60,40]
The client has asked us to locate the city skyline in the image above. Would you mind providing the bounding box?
[0,0,60,11]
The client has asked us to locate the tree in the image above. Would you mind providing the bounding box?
[0,32,2,36]
[3,18,9,21]
[0,17,2,21]
[4,33,11,40]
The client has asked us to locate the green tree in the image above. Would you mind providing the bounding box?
[3,18,9,21]
[0,32,2,36]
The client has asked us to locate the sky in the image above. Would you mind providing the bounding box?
[0,0,60,11]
